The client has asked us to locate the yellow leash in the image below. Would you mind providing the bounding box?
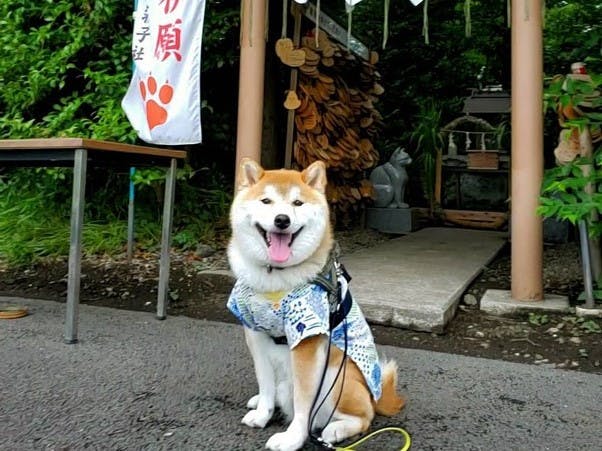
[335,427,411,451]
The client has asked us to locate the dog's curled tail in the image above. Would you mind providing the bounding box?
[374,360,406,416]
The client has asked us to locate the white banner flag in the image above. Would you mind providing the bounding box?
[122,0,206,145]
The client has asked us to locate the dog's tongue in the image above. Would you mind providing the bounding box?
[268,232,292,263]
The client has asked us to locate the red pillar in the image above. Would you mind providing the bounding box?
[235,0,267,185]
[511,0,544,300]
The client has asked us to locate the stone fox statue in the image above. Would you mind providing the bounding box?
[369,147,412,208]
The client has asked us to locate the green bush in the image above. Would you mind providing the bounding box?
[0,168,158,265]
[0,1,239,265]
[0,0,136,141]
[0,164,231,265]
[538,73,602,235]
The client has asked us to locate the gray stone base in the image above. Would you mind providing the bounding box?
[576,306,602,318]
[480,289,570,315]
[366,207,416,234]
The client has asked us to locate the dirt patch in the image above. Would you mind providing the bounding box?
[1,228,600,374]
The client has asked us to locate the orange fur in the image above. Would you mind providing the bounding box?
[333,356,373,432]
[289,309,405,430]
[291,334,325,390]
[374,361,406,416]
[291,339,374,431]
[242,168,326,205]
[327,347,405,427]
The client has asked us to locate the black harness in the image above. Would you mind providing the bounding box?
[313,250,353,330]
[270,247,352,345]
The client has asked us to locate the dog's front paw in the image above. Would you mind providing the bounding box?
[320,422,346,444]
[265,430,305,451]
[246,394,260,409]
[242,408,273,428]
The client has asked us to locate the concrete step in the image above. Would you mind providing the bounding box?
[343,227,507,332]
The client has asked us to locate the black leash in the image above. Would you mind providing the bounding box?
[307,246,352,449]
[308,317,348,450]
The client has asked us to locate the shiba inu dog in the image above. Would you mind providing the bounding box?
[227,159,405,451]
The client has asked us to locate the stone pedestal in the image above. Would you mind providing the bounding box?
[480,289,570,315]
[366,207,416,234]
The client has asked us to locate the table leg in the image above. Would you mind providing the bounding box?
[127,167,136,264]
[157,158,177,320]
[64,148,87,344]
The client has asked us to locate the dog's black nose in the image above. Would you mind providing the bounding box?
[274,214,291,230]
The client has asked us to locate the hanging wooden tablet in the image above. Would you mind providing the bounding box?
[284,90,301,110]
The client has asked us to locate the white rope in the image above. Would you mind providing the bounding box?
[281,0,287,38]
[422,0,429,45]
[382,0,390,49]
[344,2,355,50]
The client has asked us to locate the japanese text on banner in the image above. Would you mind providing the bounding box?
[122,0,206,145]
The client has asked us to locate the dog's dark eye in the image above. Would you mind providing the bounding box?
[261,198,272,204]
[292,200,304,207]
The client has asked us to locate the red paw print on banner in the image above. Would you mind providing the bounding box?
[139,76,174,130]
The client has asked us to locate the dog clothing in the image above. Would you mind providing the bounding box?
[227,278,382,400]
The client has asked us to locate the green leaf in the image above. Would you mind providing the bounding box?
[528,313,549,326]
[584,112,602,122]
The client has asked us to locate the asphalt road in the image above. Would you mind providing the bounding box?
[1,298,601,451]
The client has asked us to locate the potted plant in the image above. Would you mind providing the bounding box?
[410,99,444,214]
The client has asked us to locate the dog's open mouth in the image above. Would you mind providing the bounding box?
[255,224,303,263]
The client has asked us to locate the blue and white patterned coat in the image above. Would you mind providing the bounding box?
[227,278,382,400]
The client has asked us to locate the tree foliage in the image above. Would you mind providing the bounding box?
[345,0,510,154]
[538,73,602,235]
[544,0,602,75]
[0,0,241,149]
[0,0,135,140]
[0,0,601,263]
[0,1,239,264]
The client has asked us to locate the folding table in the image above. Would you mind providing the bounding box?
[0,138,187,343]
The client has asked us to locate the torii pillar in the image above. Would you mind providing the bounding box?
[511,0,544,301]
[235,0,267,183]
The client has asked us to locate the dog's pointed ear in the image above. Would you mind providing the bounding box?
[302,161,327,193]
[238,158,264,190]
